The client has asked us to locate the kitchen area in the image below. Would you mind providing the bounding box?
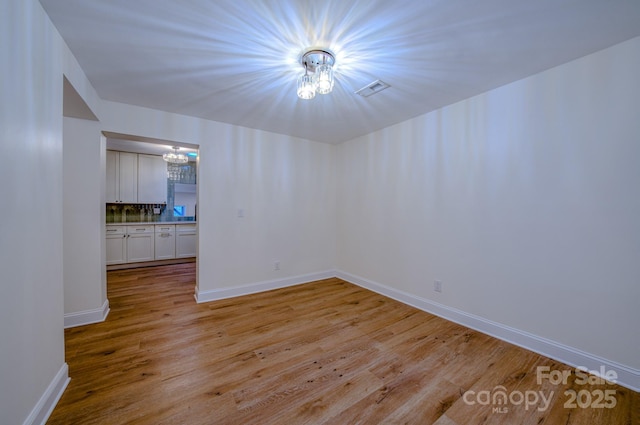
[105,138,198,269]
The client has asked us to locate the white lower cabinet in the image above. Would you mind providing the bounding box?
[125,225,155,262]
[176,224,197,258]
[106,226,127,265]
[107,223,195,265]
[106,225,154,264]
[154,224,175,260]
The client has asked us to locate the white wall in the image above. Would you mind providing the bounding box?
[63,117,107,323]
[0,1,68,424]
[198,126,336,291]
[337,37,640,372]
[99,101,337,295]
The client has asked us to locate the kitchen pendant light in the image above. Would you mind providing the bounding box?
[163,146,188,164]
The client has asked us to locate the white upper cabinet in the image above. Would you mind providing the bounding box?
[106,151,138,203]
[137,154,167,204]
[107,151,166,204]
[118,152,138,202]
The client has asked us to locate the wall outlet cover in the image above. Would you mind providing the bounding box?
[434,280,442,293]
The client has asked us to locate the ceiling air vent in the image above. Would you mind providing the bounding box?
[355,79,390,97]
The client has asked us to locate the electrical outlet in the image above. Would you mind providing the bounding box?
[274,261,280,271]
[434,280,442,293]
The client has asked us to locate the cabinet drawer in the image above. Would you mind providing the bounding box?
[127,225,154,234]
[155,224,175,233]
[176,223,197,233]
[106,226,126,235]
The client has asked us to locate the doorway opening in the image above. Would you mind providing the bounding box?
[103,132,199,276]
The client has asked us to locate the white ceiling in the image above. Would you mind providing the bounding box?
[41,0,640,144]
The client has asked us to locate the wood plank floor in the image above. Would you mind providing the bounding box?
[48,263,638,424]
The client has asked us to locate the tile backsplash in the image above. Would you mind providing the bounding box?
[106,203,195,223]
[107,203,167,223]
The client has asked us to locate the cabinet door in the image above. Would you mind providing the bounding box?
[106,150,119,203]
[106,227,127,265]
[138,154,167,204]
[176,225,197,258]
[155,225,176,260]
[127,227,155,262]
[118,152,138,203]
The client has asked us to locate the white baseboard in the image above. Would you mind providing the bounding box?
[22,363,70,425]
[334,270,640,392]
[195,270,336,303]
[64,299,110,328]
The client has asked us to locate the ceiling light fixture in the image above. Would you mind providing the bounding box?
[297,49,335,100]
[163,146,188,164]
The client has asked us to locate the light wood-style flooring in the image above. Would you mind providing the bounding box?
[47,263,638,424]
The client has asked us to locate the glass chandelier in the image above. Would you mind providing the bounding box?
[297,49,335,100]
[163,146,188,164]
[163,147,189,181]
